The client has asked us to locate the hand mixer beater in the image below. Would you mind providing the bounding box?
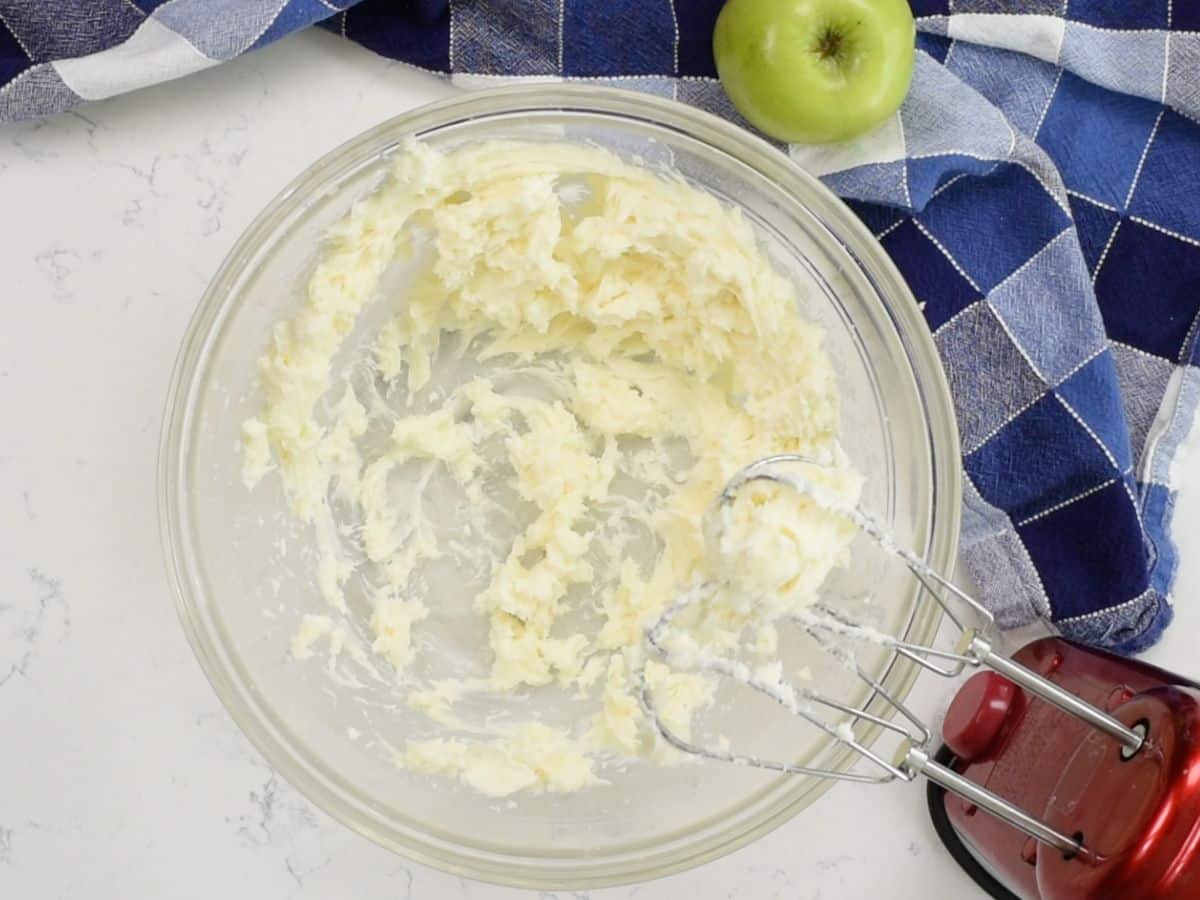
[641,455,1200,900]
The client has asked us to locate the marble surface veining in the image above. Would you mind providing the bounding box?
[3,27,1199,900]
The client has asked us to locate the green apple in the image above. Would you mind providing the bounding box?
[713,0,916,145]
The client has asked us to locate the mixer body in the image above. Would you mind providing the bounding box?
[940,637,1200,899]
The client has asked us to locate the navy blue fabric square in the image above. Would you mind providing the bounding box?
[1174,2,1200,29]
[917,32,951,64]
[1068,193,1122,274]
[881,219,981,330]
[1055,350,1133,471]
[676,0,722,77]
[343,0,450,71]
[848,200,907,236]
[910,0,951,15]
[406,0,449,24]
[1066,0,1170,29]
[129,0,170,11]
[0,14,32,86]
[251,0,337,51]
[1019,478,1150,620]
[1127,110,1200,242]
[967,393,1120,523]
[1037,71,1161,210]
[918,162,1071,292]
[319,0,435,37]
[1,0,143,62]
[563,0,675,76]
[1094,217,1200,361]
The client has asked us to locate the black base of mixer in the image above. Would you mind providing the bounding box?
[926,744,1020,900]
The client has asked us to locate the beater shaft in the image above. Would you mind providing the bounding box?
[902,744,1090,860]
[969,634,1144,755]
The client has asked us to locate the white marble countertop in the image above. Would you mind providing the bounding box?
[3,29,1199,900]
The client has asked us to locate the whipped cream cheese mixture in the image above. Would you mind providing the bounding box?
[241,139,860,797]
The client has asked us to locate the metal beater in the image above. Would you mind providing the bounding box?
[640,454,1149,867]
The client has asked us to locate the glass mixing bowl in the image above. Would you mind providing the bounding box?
[159,85,961,889]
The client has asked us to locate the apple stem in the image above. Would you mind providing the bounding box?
[814,27,843,61]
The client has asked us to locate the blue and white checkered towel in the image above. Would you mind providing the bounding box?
[5,1,1198,653]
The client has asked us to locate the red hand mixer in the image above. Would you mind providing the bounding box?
[641,455,1200,900]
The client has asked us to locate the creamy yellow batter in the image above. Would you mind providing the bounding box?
[241,139,858,797]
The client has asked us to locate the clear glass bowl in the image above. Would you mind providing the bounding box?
[159,85,961,889]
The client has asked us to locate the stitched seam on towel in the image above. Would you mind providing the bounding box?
[875,218,908,241]
[1056,587,1155,625]
[1016,474,1124,526]
[1176,307,1200,366]
[987,297,1051,383]
[1091,219,1123,284]
[557,0,564,73]
[1163,0,1173,103]
[246,1,291,51]
[913,220,982,292]
[1010,156,1072,216]
[905,148,1005,164]
[1060,21,1196,38]
[931,301,982,338]
[446,71,719,82]
[929,172,969,202]
[394,58,449,78]
[1055,392,1127,475]
[667,0,679,76]
[1032,67,1064,142]
[1056,343,1110,385]
[962,391,1047,455]
[1111,339,1173,367]
[1058,391,1142,518]
[1067,188,1118,212]
[1128,215,1200,249]
[927,140,1012,199]
[1124,110,1164,210]
[986,225,1074,297]
[926,151,1008,203]
[0,64,42,103]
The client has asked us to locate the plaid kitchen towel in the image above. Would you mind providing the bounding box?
[3,1,1198,654]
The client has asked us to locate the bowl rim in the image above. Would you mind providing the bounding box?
[158,83,962,889]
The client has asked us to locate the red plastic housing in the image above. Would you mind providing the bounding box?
[941,636,1200,900]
